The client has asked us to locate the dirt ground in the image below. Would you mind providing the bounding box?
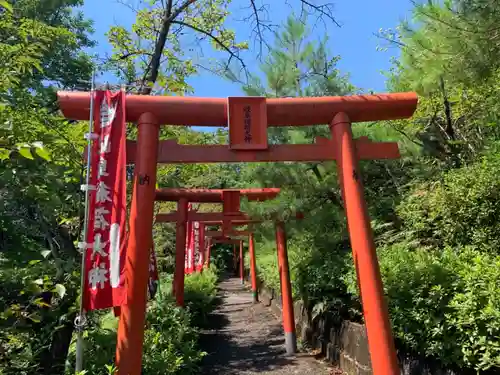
[198,278,340,375]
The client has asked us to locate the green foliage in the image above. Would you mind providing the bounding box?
[345,244,500,371]
[0,0,94,373]
[67,295,206,375]
[397,143,500,252]
[142,298,205,374]
[183,266,219,326]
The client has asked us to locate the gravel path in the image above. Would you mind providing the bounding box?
[198,278,336,375]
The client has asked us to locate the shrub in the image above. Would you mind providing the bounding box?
[142,297,204,375]
[65,269,218,375]
[447,248,500,371]
[397,144,500,252]
[183,266,218,326]
[344,244,500,372]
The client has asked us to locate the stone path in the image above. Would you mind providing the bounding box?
[198,278,337,375]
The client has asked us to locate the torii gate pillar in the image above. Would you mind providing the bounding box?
[239,240,244,285]
[249,233,258,303]
[116,113,159,375]
[276,221,297,355]
[331,112,398,375]
[173,198,188,307]
[233,245,238,275]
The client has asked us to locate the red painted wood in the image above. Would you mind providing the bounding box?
[58,91,418,126]
[156,211,251,223]
[115,113,159,375]
[155,188,280,202]
[331,112,398,375]
[115,138,400,164]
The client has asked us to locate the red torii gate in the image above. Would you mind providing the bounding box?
[156,201,300,355]
[58,91,418,375]
[154,187,279,306]
[201,218,262,301]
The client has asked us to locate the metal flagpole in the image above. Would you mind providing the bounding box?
[75,69,97,373]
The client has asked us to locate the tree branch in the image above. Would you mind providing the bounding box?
[245,0,274,59]
[299,0,341,28]
[171,19,247,76]
[139,0,199,94]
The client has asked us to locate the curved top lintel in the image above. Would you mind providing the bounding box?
[57,91,418,126]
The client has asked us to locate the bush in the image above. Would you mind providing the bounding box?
[447,248,500,371]
[142,297,205,374]
[183,266,218,326]
[66,267,221,375]
[254,232,358,323]
[67,299,205,375]
[344,244,500,372]
[397,144,500,252]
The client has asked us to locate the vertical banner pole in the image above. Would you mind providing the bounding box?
[74,70,96,374]
[330,112,399,375]
[116,112,159,375]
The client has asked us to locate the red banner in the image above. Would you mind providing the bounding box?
[184,220,194,274]
[84,90,127,311]
[184,219,205,274]
[194,222,205,272]
[184,204,194,274]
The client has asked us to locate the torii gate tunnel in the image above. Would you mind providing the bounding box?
[154,188,279,307]
[58,91,418,375]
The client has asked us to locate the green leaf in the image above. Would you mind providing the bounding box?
[41,250,51,258]
[28,259,42,265]
[18,146,34,159]
[33,278,44,285]
[34,146,51,161]
[0,148,10,160]
[54,284,66,298]
[33,298,50,308]
[28,313,42,323]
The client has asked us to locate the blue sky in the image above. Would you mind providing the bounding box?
[81,0,414,97]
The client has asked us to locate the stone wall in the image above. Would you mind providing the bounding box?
[250,278,459,375]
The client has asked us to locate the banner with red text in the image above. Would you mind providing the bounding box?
[84,90,127,311]
[184,219,194,274]
[184,204,194,274]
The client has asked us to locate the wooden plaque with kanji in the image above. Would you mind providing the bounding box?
[227,97,268,150]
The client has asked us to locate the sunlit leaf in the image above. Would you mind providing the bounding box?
[0,148,10,160]
[35,146,51,161]
[18,146,34,159]
[54,284,66,298]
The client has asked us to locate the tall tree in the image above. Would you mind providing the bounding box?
[377,0,500,165]
[0,0,95,373]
